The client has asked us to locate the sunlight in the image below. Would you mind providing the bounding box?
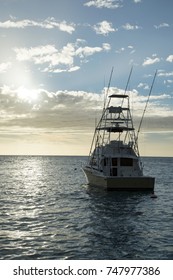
[17,86,39,102]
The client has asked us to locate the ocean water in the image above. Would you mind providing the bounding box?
[0,156,172,260]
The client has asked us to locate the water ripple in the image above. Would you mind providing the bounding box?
[0,156,173,259]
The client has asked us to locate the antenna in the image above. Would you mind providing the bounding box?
[136,70,157,141]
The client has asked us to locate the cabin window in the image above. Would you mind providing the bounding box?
[111,168,117,176]
[120,158,133,166]
[104,158,109,166]
[111,158,117,166]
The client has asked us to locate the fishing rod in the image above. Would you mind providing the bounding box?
[136,70,157,141]
[103,66,114,109]
[121,66,133,107]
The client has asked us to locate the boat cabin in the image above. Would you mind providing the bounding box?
[90,140,142,177]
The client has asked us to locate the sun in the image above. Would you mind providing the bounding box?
[17,86,39,102]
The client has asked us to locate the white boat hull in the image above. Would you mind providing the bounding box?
[83,167,155,191]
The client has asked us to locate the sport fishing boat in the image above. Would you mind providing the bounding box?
[83,69,156,191]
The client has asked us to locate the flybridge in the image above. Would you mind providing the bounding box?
[96,92,134,134]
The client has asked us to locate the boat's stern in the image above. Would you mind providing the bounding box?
[106,176,155,191]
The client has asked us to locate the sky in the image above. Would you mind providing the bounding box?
[0,0,173,156]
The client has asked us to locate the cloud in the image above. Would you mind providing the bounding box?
[166,55,173,63]
[154,23,170,29]
[133,0,142,3]
[142,56,160,66]
[14,41,111,73]
[157,70,173,77]
[0,18,75,34]
[0,62,11,73]
[137,83,149,90]
[163,79,173,88]
[115,47,125,54]
[122,23,141,30]
[102,43,111,51]
[84,0,123,9]
[128,45,136,54]
[1,85,171,156]
[14,45,57,62]
[93,21,117,35]
[115,45,135,54]
[76,46,102,58]
[0,86,103,131]
[164,79,173,84]
[0,85,172,135]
